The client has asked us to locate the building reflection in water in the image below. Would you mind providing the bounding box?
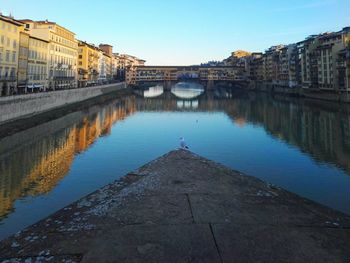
[0,97,136,219]
[1,84,350,222]
[136,85,350,174]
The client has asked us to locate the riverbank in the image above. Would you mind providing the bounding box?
[249,80,350,103]
[0,84,132,138]
[1,149,349,262]
[0,82,126,125]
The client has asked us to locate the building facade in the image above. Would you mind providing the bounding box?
[277,44,299,88]
[117,54,146,82]
[27,36,49,91]
[240,27,350,92]
[21,20,78,90]
[316,28,350,90]
[298,28,350,91]
[263,45,285,83]
[17,30,30,93]
[99,44,112,81]
[0,15,23,95]
[77,41,100,87]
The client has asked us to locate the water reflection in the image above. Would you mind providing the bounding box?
[177,100,199,109]
[134,85,164,98]
[134,87,350,173]
[0,98,136,220]
[171,82,204,99]
[1,84,350,238]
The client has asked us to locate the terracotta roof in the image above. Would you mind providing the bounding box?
[78,40,100,51]
[0,15,24,26]
[18,19,33,22]
[34,20,56,25]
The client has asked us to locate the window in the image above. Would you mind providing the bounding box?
[6,51,10,62]
[13,40,17,49]
[12,51,16,62]
[10,67,15,77]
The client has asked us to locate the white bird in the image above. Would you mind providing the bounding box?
[180,137,189,150]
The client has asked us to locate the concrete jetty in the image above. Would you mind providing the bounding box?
[1,150,350,262]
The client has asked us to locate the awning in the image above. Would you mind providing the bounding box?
[57,83,70,87]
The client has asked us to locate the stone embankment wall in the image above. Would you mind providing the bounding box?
[0,83,126,124]
[248,80,350,103]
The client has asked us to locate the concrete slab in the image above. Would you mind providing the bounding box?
[189,193,350,227]
[1,149,350,262]
[104,194,194,225]
[1,225,221,263]
[212,224,350,263]
[80,224,221,263]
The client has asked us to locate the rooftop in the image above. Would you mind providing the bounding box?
[0,14,24,26]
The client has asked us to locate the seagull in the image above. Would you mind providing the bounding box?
[180,137,189,150]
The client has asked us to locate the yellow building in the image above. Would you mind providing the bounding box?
[0,15,23,96]
[77,41,100,87]
[27,36,49,91]
[21,19,78,90]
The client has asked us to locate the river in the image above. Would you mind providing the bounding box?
[1,82,350,239]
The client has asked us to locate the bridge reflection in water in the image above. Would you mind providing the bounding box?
[1,83,350,238]
[134,82,205,110]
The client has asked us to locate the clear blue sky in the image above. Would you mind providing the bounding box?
[1,0,350,65]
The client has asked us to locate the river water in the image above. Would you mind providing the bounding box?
[1,82,350,239]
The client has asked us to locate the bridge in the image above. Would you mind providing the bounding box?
[126,65,247,85]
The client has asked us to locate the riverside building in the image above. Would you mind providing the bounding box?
[298,27,350,91]
[0,14,23,96]
[77,41,100,87]
[17,29,30,93]
[27,36,49,91]
[21,19,78,90]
